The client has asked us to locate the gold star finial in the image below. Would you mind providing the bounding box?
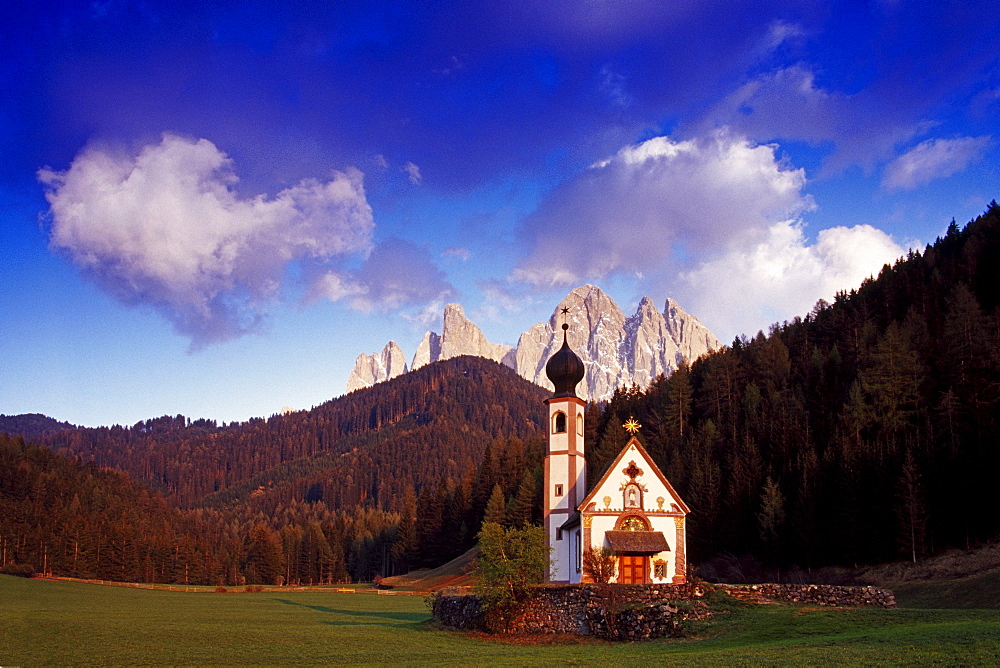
[623,417,641,434]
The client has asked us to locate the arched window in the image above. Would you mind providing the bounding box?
[616,514,650,532]
[553,412,567,434]
[577,413,583,433]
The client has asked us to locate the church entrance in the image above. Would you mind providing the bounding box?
[618,554,648,584]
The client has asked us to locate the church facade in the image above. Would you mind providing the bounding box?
[543,320,689,585]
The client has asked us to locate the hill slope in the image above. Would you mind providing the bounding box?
[39,356,549,510]
[858,542,1000,609]
[0,413,75,439]
[0,433,225,582]
[8,357,553,584]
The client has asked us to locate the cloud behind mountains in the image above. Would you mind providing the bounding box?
[25,1,995,352]
[680,221,904,340]
[511,129,907,341]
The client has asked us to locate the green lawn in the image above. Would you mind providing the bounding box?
[3,575,1000,665]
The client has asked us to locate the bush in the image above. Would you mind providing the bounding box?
[582,546,617,584]
[0,563,35,578]
[473,522,548,630]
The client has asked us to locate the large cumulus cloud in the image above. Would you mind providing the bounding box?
[39,134,386,347]
[512,130,813,287]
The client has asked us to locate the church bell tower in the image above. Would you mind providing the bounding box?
[543,314,586,583]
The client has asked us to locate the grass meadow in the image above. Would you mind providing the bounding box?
[3,575,1000,665]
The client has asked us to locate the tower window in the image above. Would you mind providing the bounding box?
[553,412,567,434]
[554,484,564,496]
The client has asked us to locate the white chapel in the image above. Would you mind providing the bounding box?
[543,319,689,585]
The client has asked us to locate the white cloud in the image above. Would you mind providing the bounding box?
[599,64,633,108]
[702,65,926,173]
[313,238,453,314]
[882,136,990,190]
[679,221,905,341]
[402,300,445,329]
[310,272,367,303]
[441,246,471,262]
[512,130,813,287]
[475,278,532,323]
[39,133,374,348]
[402,161,423,185]
[762,20,804,50]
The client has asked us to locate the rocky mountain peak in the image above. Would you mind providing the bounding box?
[345,286,720,399]
[411,331,442,371]
[664,297,718,352]
[439,302,513,366]
[346,341,409,393]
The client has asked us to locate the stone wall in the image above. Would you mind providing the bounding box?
[432,581,895,638]
[432,583,708,638]
[718,583,896,608]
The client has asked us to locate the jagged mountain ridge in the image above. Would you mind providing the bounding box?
[347,285,720,400]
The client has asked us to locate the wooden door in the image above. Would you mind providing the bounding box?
[618,555,648,584]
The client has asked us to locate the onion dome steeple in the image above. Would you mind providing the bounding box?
[546,314,585,398]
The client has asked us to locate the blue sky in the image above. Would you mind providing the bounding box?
[2,0,997,427]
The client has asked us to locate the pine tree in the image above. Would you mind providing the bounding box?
[859,321,924,456]
[390,485,417,574]
[510,470,537,528]
[243,524,284,585]
[484,483,508,527]
[757,476,785,546]
[896,451,926,563]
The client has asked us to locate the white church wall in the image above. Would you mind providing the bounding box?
[549,523,569,582]
[548,457,570,511]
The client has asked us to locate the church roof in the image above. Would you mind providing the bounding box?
[605,530,670,553]
[559,510,581,531]
[545,323,585,398]
[578,436,690,515]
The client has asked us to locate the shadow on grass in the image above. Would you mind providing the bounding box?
[271,598,430,627]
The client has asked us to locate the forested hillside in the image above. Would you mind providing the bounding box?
[3,357,550,584]
[39,356,548,510]
[588,201,1000,569]
[0,433,225,583]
